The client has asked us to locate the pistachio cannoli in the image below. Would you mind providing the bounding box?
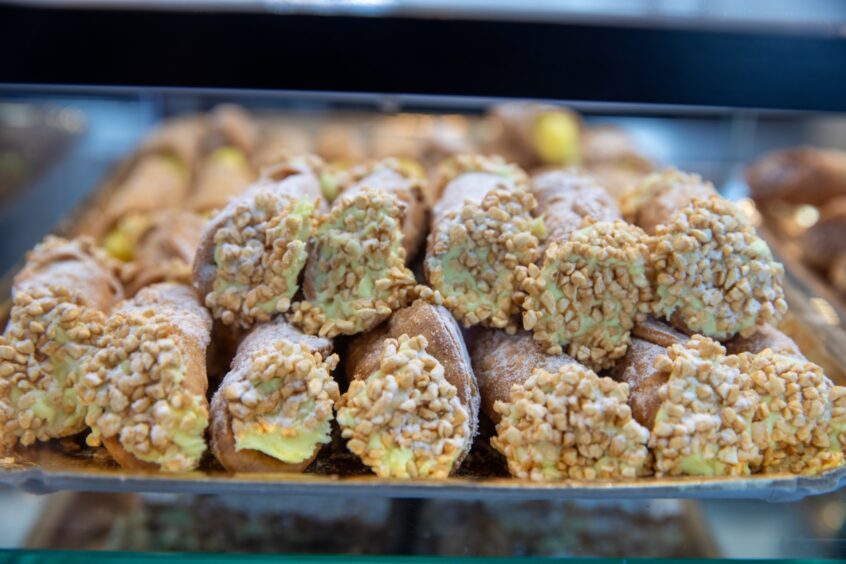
[339,300,478,478]
[521,169,652,369]
[337,158,428,262]
[81,283,212,472]
[626,170,788,340]
[424,155,543,332]
[0,237,123,449]
[123,210,206,295]
[210,318,339,472]
[186,105,258,214]
[468,328,650,481]
[100,117,205,261]
[290,185,417,338]
[193,156,323,328]
[728,325,846,475]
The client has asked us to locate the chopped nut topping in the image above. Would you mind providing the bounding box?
[205,190,316,328]
[81,310,208,472]
[290,189,417,337]
[224,339,339,462]
[425,188,541,332]
[738,349,844,475]
[0,286,105,448]
[651,196,788,339]
[492,363,650,481]
[650,336,760,477]
[521,219,652,370]
[337,334,471,479]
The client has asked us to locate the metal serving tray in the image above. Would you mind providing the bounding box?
[2,101,846,502]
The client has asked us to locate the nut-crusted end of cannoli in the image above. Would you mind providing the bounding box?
[522,220,652,370]
[81,312,209,472]
[738,350,844,475]
[214,340,339,470]
[432,154,530,202]
[425,188,542,332]
[491,364,650,481]
[291,189,417,338]
[651,197,788,340]
[621,169,715,231]
[200,190,316,328]
[338,335,472,479]
[650,335,759,477]
[0,286,106,448]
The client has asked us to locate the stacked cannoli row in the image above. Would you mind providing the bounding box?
[0,104,844,486]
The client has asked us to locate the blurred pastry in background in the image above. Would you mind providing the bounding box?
[122,210,206,296]
[746,147,846,207]
[370,114,474,172]
[252,122,313,172]
[801,196,846,271]
[485,102,582,169]
[581,125,654,200]
[315,123,368,165]
[186,105,258,214]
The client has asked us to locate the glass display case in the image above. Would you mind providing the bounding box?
[2,2,846,561]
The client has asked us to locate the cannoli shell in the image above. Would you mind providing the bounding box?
[210,318,332,472]
[746,147,846,206]
[344,300,480,468]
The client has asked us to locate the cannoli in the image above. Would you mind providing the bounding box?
[0,237,123,449]
[315,123,368,165]
[370,114,473,173]
[252,123,313,172]
[339,300,478,478]
[210,318,339,472]
[645,336,761,477]
[81,283,212,472]
[100,117,204,260]
[424,155,543,332]
[186,105,258,214]
[490,362,650,481]
[631,170,788,339]
[521,169,652,369]
[485,103,582,169]
[725,323,802,358]
[337,158,428,262]
[746,147,846,206]
[580,125,654,200]
[193,156,323,328]
[123,210,206,295]
[801,196,846,270]
[467,328,577,423]
[831,253,846,295]
[290,185,418,338]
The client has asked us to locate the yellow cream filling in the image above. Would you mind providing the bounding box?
[533,112,580,166]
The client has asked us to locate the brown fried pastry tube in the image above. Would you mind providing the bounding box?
[370,114,474,174]
[468,328,650,480]
[467,328,577,423]
[210,318,339,472]
[580,125,654,201]
[193,156,323,328]
[612,319,687,430]
[338,158,428,262]
[81,283,212,472]
[122,210,206,295]
[485,103,582,169]
[801,197,846,270]
[746,147,846,206]
[628,170,788,340]
[831,253,846,295]
[0,237,123,449]
[315,123,368,165]
[424,155,543,332]
[252,124,313,173]
[725,323,802,358]
[291,184,417,338]
[521,169,652,369]
[99,117,205,260]
[339,300,478,478]
[186,105,258,214]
